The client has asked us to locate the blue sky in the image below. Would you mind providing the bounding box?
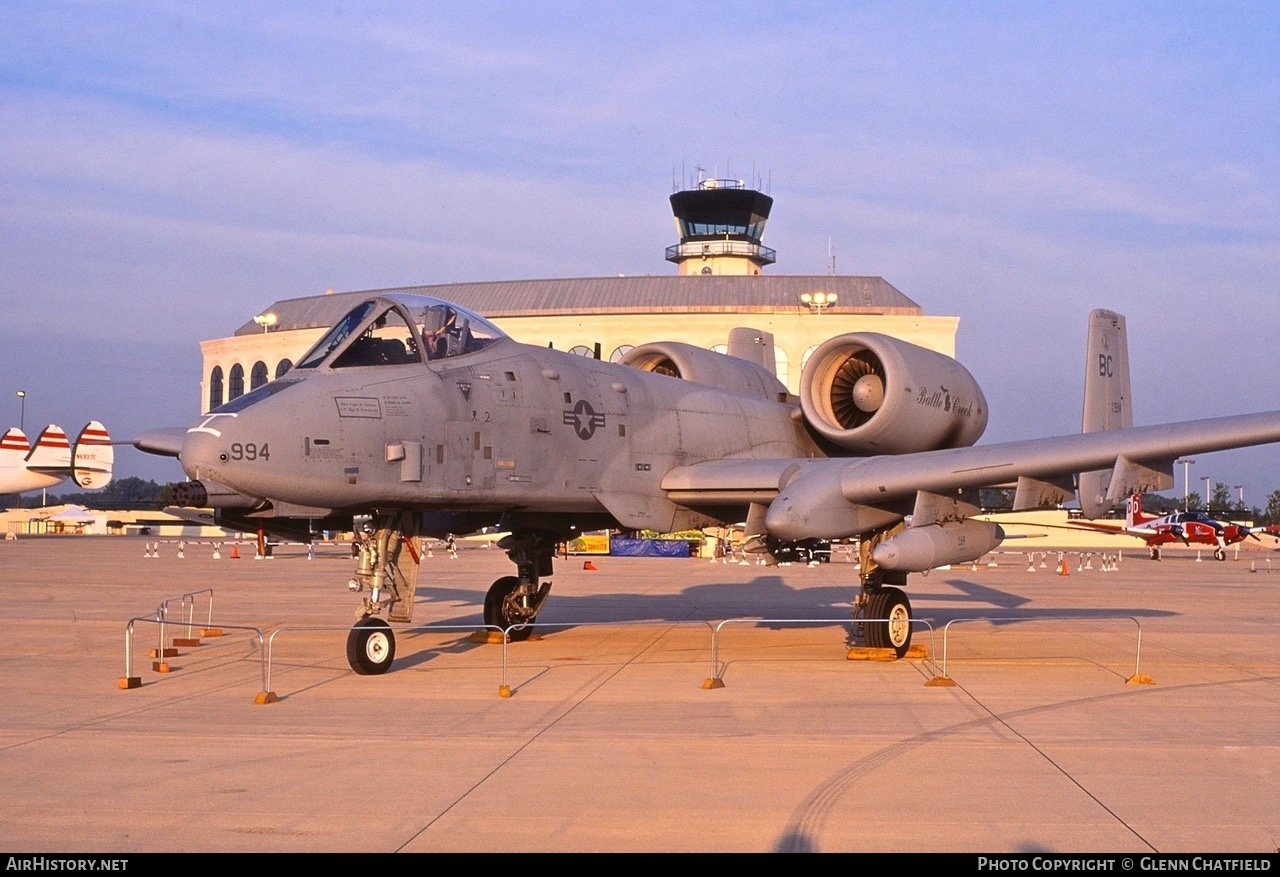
[2,2,1278,504]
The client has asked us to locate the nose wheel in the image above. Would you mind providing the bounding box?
[347,617,396,674]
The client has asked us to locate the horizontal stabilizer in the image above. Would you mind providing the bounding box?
[72,421,113,490]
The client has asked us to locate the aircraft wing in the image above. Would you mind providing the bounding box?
[663,410,1280,541]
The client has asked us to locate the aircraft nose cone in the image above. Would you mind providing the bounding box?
[179,428,223,480]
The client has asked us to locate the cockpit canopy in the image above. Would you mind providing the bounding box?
[294,294,507,370]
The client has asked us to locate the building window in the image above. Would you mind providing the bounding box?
[568,345,594,358]
[275,359,292,378]
[609,345,634,363]
[208,366,224,411]
[228,364,245,400]
[250,361,268,390]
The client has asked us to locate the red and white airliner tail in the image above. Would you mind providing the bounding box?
[71,421,113,489]
[0,422,113,494]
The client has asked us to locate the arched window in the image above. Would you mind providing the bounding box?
[275,359,292,378]
[250,361,268,390]
[609,345,634,363]
[208,366,224,411]
[228,364,245,400]
[568,345,594,358]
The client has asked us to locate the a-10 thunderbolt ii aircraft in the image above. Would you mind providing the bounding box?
[134,296,1280,673]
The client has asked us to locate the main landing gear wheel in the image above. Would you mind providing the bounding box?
[485,575,533,642]
[1150,547,1161,561]
[1214,547,1227,562]
[865,586,912,658]
[347,617,395,675]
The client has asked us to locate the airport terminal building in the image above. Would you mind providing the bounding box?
[197,178,961,413]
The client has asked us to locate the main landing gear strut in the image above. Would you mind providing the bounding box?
[344,515,558,674]
[483,531,556,641]
[854,525,913,658]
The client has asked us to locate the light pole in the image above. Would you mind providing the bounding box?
[1202,476,1211,512]
[800,292,837,314]
[1175,458,1195,509]
[1234,485,1244,510]
[16,390,25,431]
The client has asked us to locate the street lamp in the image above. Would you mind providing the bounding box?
[1175,458,1195,508]
[1202,476,1211,511]
[800,292,837,313]
[15,390,25,431]
[1234,485,1244,508]
[253,312,278,333]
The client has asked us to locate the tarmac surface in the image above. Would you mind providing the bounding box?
[1,535,1277,854]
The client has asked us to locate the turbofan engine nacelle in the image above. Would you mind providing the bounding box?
[799,333,988,454]
[620,341,788,403]
[871,520,1006,572]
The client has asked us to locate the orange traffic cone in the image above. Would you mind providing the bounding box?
[230,543,240,559]
[1058,559,1069,576]
[583,560,597,570]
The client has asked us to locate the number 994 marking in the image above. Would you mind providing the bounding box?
[228,442,270,462]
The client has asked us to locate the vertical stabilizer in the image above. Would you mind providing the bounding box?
[1077,311,1171,518]
[25,425,71,470]
[72,421,113,489]
[1082,309,1132,433]
[727,327,777,376]
[0,428,30,466]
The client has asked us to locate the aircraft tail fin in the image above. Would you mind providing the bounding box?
[71,421,113,490]
[1081,309,1132,434]
[1,427,30,465]
[727,328,777,377]
[1076,311,1172,517]
[1125,493,1152,528]
[24,425,71,472]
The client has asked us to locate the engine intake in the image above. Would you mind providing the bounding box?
[799,333,987,454]
[620,341,788,403]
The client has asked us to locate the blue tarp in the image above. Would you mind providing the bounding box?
[609,538,692,558]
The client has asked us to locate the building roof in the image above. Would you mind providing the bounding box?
[234,275,921,336]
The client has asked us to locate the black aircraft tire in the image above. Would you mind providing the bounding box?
[485,575,533,642]
[1215,548,1227,562]
[346,617,395,675]
[866,587,912,658]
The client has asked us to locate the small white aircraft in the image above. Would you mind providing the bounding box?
[0,422,114,495]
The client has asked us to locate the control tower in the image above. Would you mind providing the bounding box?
[666,178,776,276]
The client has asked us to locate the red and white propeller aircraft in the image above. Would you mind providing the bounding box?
[1078,493,1279,561]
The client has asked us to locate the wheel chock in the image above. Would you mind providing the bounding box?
[1126,674,1155,685]
[117,676,142,689]
[148,647,178,658]
[173,637,200,647]
[498,685,512,698]
[254,691,278,704]
[151,661,171,673]
[471,630,506,643]
[701,677,725,689]
[925,675,956,687]
[846,643,929,661]
[583,560,597,570]
[200,628,224,637]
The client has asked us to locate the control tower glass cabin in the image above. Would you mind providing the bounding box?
[666,179,776,276]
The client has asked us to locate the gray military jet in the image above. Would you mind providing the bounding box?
[135,296,1280,673]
